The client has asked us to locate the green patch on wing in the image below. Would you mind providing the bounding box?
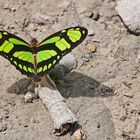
[13,51,33,63]
[67,28,81,42]
[3,43,14,53]
[55,38,70,51]
[0,40,14,53]
[28,67,34,73]
[9,38,29,46]
[3,32,8,35]
[37,50,57,63]
[37,67,43,73]
[23,65,28,72]
[39,36,60,46]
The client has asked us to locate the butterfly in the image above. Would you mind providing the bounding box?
[0,27,88,77]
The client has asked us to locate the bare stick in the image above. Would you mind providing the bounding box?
[37,75,87,139]
[25,75,87,139]
[36,75,78,130]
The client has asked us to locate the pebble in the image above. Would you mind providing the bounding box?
[59,53,77,70]
[116,0,140,34]
[72,128,87,140]
[11,7,16,12]
[88,28,95,36]
[24,125,29,128]
[92,11,100,21]
[24,91,34,103]
[80,54,91,62]
[123,92,133,98]
[50,54,77,80]
[89,13,93,18]
[0,125,7,133]
[85,42,96,53]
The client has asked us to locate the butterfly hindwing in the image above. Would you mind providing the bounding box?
[37,27,88,75]
[0,27,88,77]
[0,31,35,76]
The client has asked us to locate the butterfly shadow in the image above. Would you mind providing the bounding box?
[7,78,32,95]
[7,71,115,98]
[53,71,115,98]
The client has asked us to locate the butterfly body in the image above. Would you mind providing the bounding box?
[0,27,88,77]
[30,39,42,75]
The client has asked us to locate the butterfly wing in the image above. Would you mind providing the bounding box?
[0,31,35,76]
[37,27,88,75]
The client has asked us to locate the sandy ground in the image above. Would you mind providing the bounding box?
[0,0,140,140]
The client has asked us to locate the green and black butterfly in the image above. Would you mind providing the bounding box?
[0,27,88,77]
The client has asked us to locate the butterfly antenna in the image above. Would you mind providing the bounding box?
[34,30,47,39]
[15,21,34,40]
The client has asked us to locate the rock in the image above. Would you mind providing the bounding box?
[59,53,77,70]
[116,0,140,34]
[67,98,116,140]
[50,54,77,80]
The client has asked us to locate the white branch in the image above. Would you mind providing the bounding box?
[25,75,86,139]
[37,86,78,129]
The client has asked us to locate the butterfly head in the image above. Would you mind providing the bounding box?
[31,38,38,47]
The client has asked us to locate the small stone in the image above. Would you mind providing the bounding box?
[120,116,127,121]
[80,56,90,62]
[88,28,95,36]
[97,122,100,128]
[4,115,9,119]
[93,12,100,21]
[80,53,91,62]
[2,131,6,134]
[72,128,87,140]
[31,118,36,124]
[24,125,29,128]
[84,11,94,18]
[23,18,30,27]
[11,7,16,12]
[135,51,140,63]
[85,42,96,53]
[0,125,7,133]
[123,92,133,98]
[9,25,15,30]
[24,92,34,103]
[89,13,93,18]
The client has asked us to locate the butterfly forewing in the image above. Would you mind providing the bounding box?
[0,27,88,77]
[0,31,35,76]
[36,27,88,75]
